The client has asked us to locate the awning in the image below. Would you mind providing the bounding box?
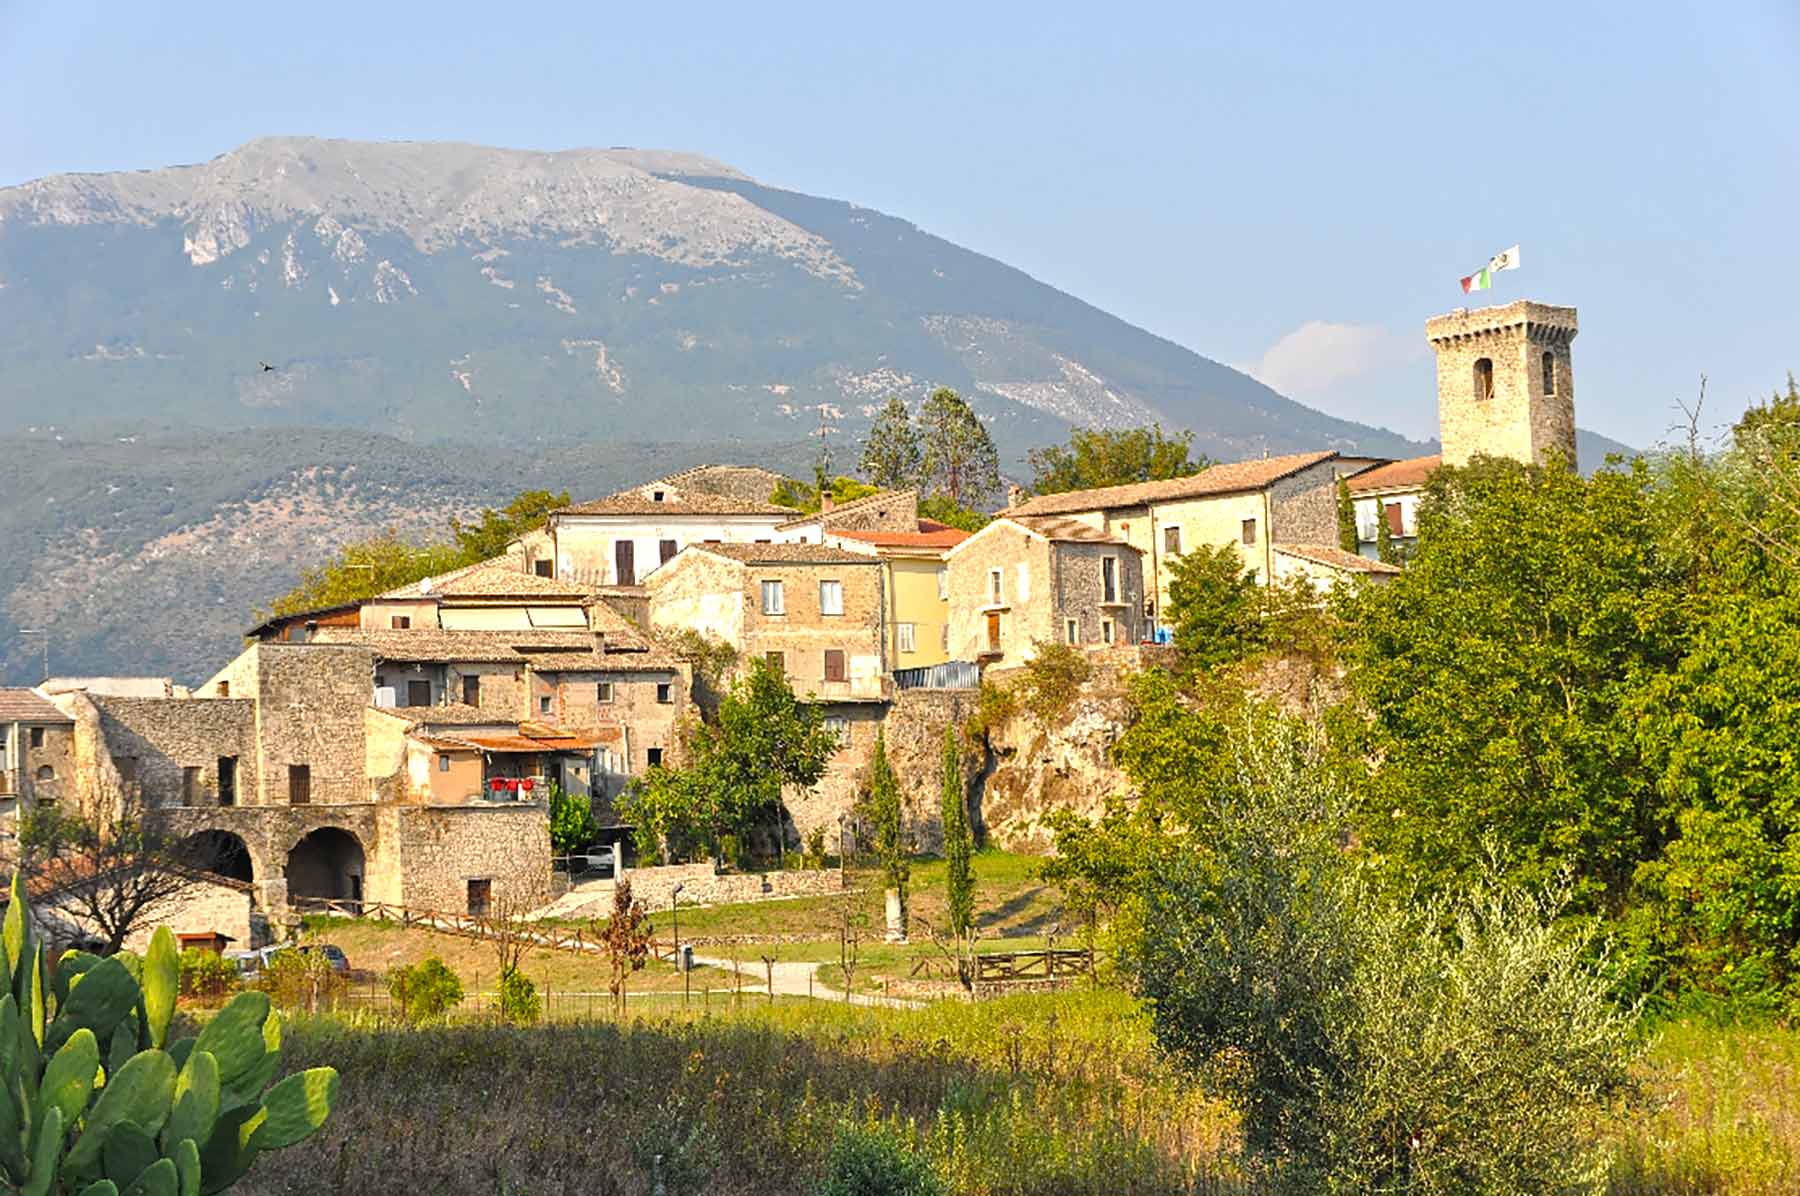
[462,733,602,754]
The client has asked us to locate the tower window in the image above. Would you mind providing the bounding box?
[1473,357,1494,401]
[1542,351,1556,395]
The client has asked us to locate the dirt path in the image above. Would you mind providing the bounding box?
[693,954,924,1009]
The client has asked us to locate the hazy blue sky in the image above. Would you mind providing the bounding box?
[3,0,1795,448]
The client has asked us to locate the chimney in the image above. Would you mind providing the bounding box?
[1006,484,1024,509]
[820,491,835,513]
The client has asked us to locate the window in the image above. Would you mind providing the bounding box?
[1102,556,1119,603]
[597,681,615,704]
[819,579,843,616]
[216,680,229,698]
[463,674,480,705]
[538,695,552,715]
[218,757,236,806]
[288,764,311,805]
[936,568,948,600]
[986,611,1002,652]
[28,727,43,749]
[1542,351,1556,395]
[897,623,916,653]
[1241,518,1258,546]
[652,490,666,503]
[656,682,673,704]
[824,650,847,682]
[765,651,785,674]
[467,879,491,917]
[1163,525,1182,555]
[1066,619,1078,644]
[438,755,451,773]
[1385,502,1405,537]
[823,716,848,743]
[287,624,306,642]
[989,568,1003,605]
[1473,357,1494,401]
[614,540,636,586]
[406,679,431,708]
[36,765,54,783]
[761,579,785,614]
[646,747,664,768]
[390,615,411,630]
[1102,618,1115,645]
[660,538,678,564]
[182,767,199,803]
[533,559,553,578]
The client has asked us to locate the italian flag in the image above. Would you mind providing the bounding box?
[1460,268,1491,294]
[1460,244,1520,294]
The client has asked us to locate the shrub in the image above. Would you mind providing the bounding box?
[179,945,241,1001]
[386,955,464,1023]
[499,965,541,1024]
[255,944,348,1012]
[805,825,829,869]
[1016,640,1091,724]
[817,1122,946,1196]
[961,679,1018,748]
[547,782,600,855]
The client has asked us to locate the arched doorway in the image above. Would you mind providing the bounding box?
[183,829,255,884]
[286,827,365,910]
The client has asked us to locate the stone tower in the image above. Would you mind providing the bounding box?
[1427,300,1578,468]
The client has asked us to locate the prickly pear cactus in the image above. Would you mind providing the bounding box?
[0,873,338,1194]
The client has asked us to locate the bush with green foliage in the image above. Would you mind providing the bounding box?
[0,873,337,1194]
[1123,721,1640,1193]
[386,956,464,1023]
[1014,641,1091,724]
[177,948,239,1003]
[1165,542,1264,672]
[864,733,909,931]
[1025,423,1203,496]
[546,783,600,856]
[816,1121,945,1196]
[498,966,540,1025]
[771,475,884,514]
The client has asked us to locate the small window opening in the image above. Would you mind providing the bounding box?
[534,559,553,578]
[538,695,552,715]
[646,748,664,767]
[463,674,480,705]
[1065,619,1078,645]
[390,615,411,630]
[824,649,847,683]
[1542,351,1556,396]
[656,682,673,704]
[1242,518,1258,546]
[597,681,614,704]
[1474,357,1494,401]
[29,727,44,749]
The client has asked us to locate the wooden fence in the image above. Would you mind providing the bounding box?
[292,896,676,960]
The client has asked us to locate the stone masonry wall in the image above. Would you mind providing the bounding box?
[1429,301,1578,468]
[91,696,256,809]
[386,803,552,914]
[616,862,843,911]
[881,688,968,853]
[1052,541,1146,646]
[1268,458,1343,547]
[251,644,373,807]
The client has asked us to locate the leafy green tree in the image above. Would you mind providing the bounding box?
[386,955,464,1022]
[915,493,989,532]
[860,396,923,490]
[1026,424,1203,495]
[498,966,541,1024]
[449,489,570,561]
[1340,456,1686,912]
[940,726,974,941]
[1336,475,1359,553]
[917,387,1000,509]
[1164,543,1263,672]
[547,783,600,855]
[771,474,884,514]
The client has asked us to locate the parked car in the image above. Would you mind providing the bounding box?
[231,943,350,976]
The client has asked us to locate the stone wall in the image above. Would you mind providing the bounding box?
[1429,301,1578,468]
[880,688,969,852]
[385,803,552,914]
[617,861,843,911]
[119,877,257,954]
[1268,458,1343,546]
[91,695,256,809]
[550,668,687,802]
[250,643,374,807]
[1052,541,1146,647]
[782,700,886,848]
[739,559,886,702]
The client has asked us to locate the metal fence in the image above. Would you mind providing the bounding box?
[892,660,981,690]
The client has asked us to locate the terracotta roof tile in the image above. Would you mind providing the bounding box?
[692,543,879,565]
[382,702,519,726]
[558,489,796,517]
[1009,516,1134,545]
[1273,543,1403,574]
[1348,455,1441,493]
[775,488,915,530]
[382,562,593,600]
[1007,451,1340,517]
[310,628,597,662]
[828,526,971,550]
[0,689,71,724]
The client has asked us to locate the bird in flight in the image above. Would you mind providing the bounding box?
[259,361,275,373]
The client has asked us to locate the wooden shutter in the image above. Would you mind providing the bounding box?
[824,650,847,682]
[1385,503,1405,536]
[289,764,311,805]
[615,540,636,586]
[660,539,678,564]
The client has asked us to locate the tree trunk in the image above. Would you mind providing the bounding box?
[884,887,908,943]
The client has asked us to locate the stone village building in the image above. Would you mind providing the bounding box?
[0,688,75,833]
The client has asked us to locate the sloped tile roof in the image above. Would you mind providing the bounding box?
[828,526,970,550]
[1005,515,1132,545]
[1273,543,1403,574]
[692,543,879,565]
[558,488,796,517]
[776,488,914,530]
[383,702,518,727]
[311,628,597,662]
[0,689,71,724]
[1006,450,1340,517]
[1348,455,1441,493]
[382,562,592,600]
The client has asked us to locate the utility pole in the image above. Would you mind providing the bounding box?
[17,629,48,683]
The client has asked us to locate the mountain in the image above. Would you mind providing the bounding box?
[0,136,1420,458]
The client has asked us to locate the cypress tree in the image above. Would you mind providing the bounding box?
[1336,475,1360,554]
[940,725,974,939]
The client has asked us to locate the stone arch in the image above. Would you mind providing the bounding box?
[182,829,256,885]
[285,826,366,907]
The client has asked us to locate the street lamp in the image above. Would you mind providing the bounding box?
[671,882,686,1006]
[17,630,48,683]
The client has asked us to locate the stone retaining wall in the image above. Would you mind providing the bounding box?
[617,862,843,910]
